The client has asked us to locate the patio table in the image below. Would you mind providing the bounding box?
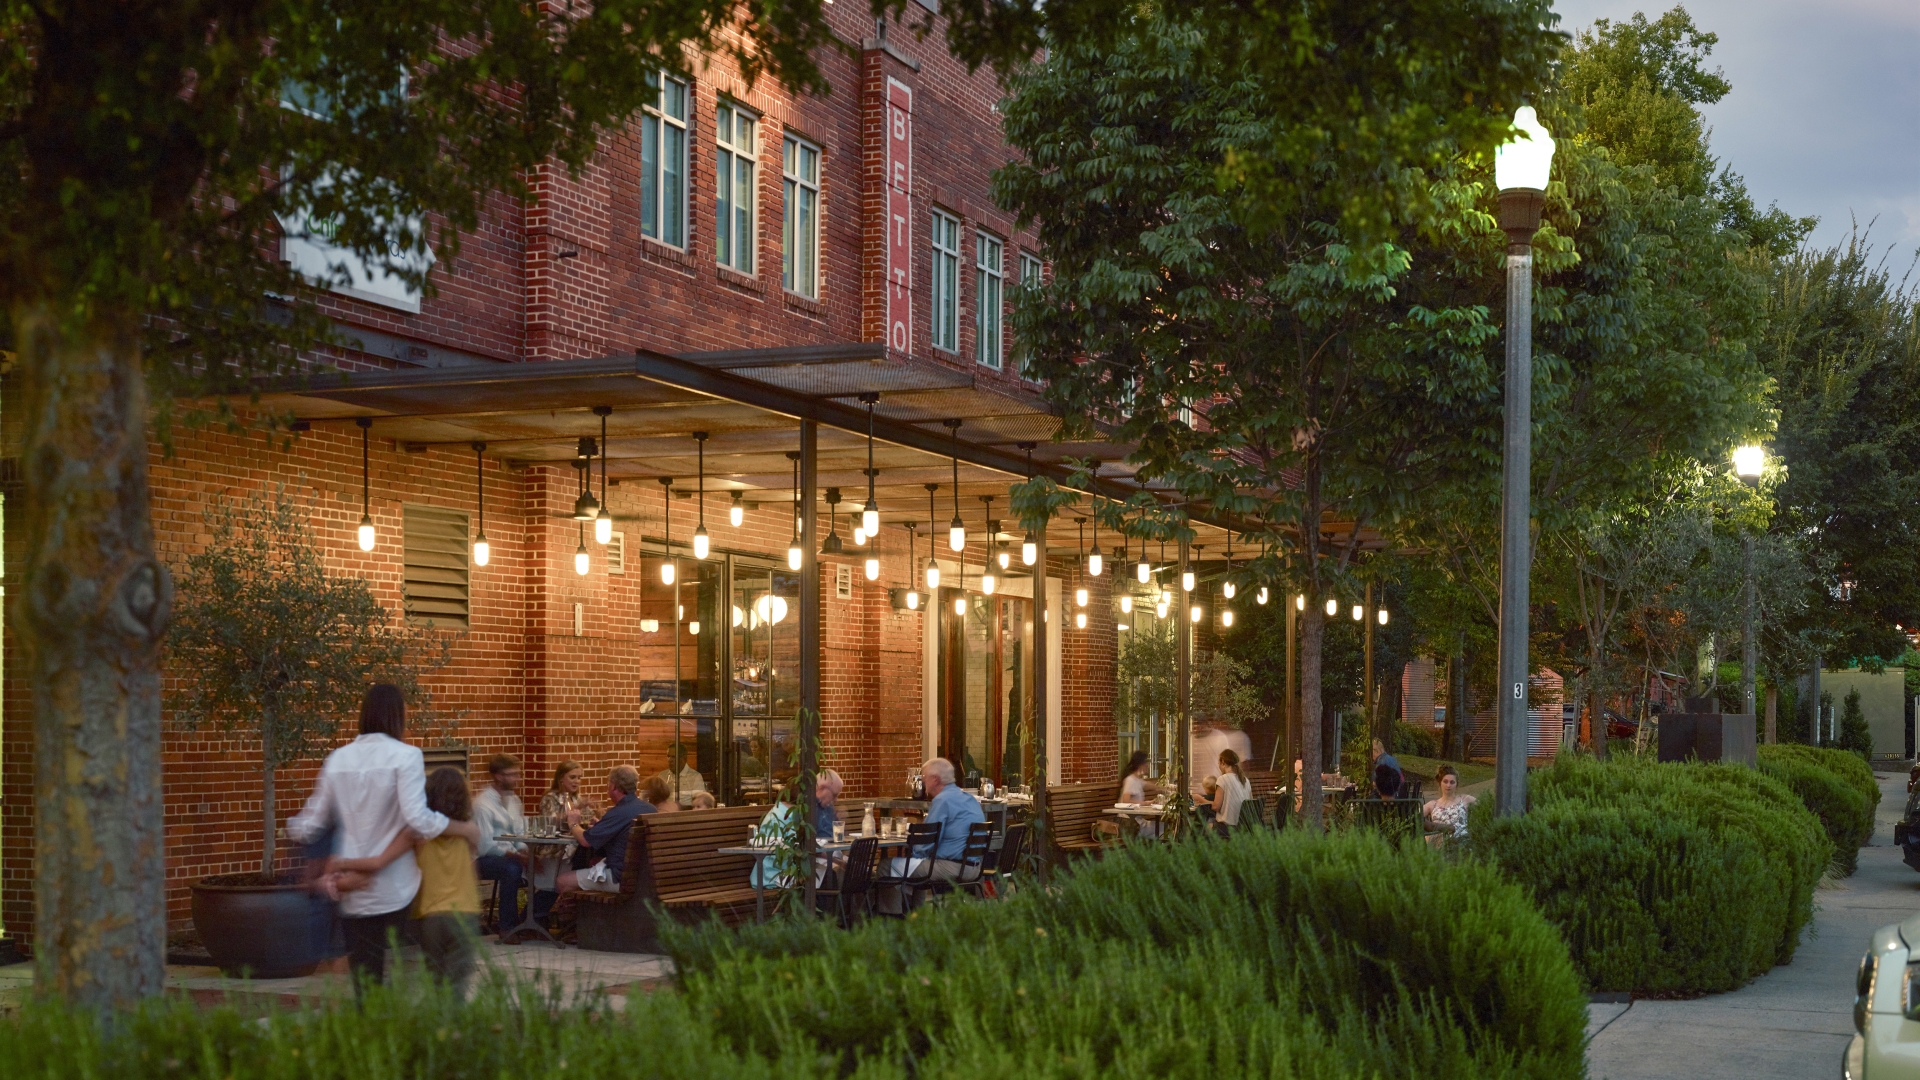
[490,832,572,947]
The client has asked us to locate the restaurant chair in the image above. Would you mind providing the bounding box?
[814,836,881,926]
[936,823,996,900]
[871,822,943,916]
[1236,795,1266,831]
[985,822,1028,898]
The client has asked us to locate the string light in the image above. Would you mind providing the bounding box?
[1189,604,1202,623]
[1325,597,1337,616]
[1378,607,1390,626]
[1075,611,1087,629]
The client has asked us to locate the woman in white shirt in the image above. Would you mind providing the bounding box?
[1211,749,1251,836]
[1117,751,1164,839]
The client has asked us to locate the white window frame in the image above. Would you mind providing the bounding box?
[974,231,1004,369]
[1016,252,1044,379]
[716,100,758,274]
[641,72,689,248]
[782,135,821,297]
[930,210,960,353]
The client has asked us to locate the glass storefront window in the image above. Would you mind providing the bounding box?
[939,590,1031,788]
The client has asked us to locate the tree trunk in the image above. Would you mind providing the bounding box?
[16,303,172,1009]
[261,764,277,881]
[1443,639,1465,762]
[1299,600,1325,830]
[1588,639,1608,761]
[1764,685,1778,745]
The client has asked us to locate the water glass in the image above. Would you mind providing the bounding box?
[832,821,846,843]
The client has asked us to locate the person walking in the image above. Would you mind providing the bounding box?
[289,684,478,986]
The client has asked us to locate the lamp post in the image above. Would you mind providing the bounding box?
[1494,106,1555,817]
[1735,444,1766,731]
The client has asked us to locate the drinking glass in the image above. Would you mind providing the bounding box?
[832,821,846,843]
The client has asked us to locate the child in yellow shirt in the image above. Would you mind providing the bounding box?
[414,767,481,994]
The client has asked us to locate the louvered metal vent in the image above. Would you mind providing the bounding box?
[607,532,625,575]
[403,504,470,628]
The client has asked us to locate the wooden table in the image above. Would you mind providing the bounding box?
[490,832,573,947]
[1103,804,1168,818]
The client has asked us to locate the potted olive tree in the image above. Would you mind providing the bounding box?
[169,490,453,976]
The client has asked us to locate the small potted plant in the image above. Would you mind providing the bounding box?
[169,490,453,977]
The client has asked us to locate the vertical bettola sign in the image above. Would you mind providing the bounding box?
[886,79,913,355]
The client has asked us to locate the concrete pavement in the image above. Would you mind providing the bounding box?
[1586,767,1917,1080]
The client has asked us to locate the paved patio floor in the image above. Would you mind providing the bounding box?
[1586,766,1917,1080]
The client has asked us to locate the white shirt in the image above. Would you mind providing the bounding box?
[1217,772,1250,827]
[288,733,449,917]
[473,785,524,858]
[1121,774,1147,803]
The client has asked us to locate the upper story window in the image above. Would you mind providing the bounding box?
[641,73,689,248]
[930,210,960,353]
[716,102,758,274]
[975,232,1004,369]
[782,135,821,297]
[1016,252,1044,379]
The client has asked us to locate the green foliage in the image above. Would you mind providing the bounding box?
[1836,688,1874,760]
[1758,743,1879,875]
[668,828,1588,1080]
[1475,755,1829,993]
[1393,721,1442,759]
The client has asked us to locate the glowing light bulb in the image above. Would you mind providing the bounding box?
[925,561,941,589]
[1296,594,1305,611]
[662,561,676,586]
[473,536,490,567]
[1222,608,1235,628]
[862,506,879,536]
[1136,558,1150,584]
[865,556,880,581]
[640,618,659,633]
[998,549,1011,570]
[853,525,867,546]
[1156,601,1169,619]
[1222,581,1235,599]
[1075,611,1087,629]
[1075,587,1088,608]
[730,498,745,528]
[1120,595,1133,614]
[954,594,967,616]
[787,543,803,571]
[1378,608,1390,626]
[688,620,701,636]
[1023,534,1038,566]
[906,590,920,610]
[595,510,613,545]
[732,605,745,628]
[574,547,589,576]
[357,516,376,552]
[1351,603,1364,621]
[982,569,997,595]
[1088,551,1103,577]
[949,521,966,552]
[1256,587,1268,605]
[692,526,710,560]
[1181,570,1195,592]
[1189,605,1202,623]
[1325,598,1337,616]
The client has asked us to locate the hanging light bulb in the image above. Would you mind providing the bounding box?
[689,620,701,636]
[662,560,676,585]
[1378,607,1390,626]
[865,555,880,581]
[861,394,883,536]
[1222,608,1235,628]
[471,441,489,567]
[788,541,803,571]
[355,417,376,552]
[1189,604,1202,623]
[1223,580,1235,600]
[786,449,803,571]
[692,432,711,559]
[1296,594,1306,611]
[924,484,942,588]
[1022,531,1038,565]
[1088,506,1103,576]
[1136,551,1150,583]
[1182,570,1195,592]
[595,508,613,546]
[906,589,921,610]
[641,618,659,633]
[660,477,676,583]
[1120,594,1133,614]
[1076,586,1089,607]
[473,534,490,567]
[1075,611,1087,629]
[594,409,614,543]
[1256,587,1268,605]
[853,523,867,546]
[945,419,966,552]
[982,566,997,595]
[1352,603,1364,622]
[949,518,966,552]
[954,593,967,616]
[1321,597,1335,616]
[575,529,590,576]
[1156,600,1169,619]
[731,493,745,528]
[998,545,1010,570]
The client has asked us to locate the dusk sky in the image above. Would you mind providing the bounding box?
[1550,0,1920,258]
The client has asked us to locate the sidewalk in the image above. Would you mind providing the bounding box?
[0,939,672,1013]
[1585,766,1917,1079]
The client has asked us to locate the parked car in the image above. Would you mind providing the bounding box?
[1895,789,1920,873]
[1847,912,1920,1077]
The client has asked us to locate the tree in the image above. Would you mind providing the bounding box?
[996,14,1560,828]
[1836,688,1872,760]
[167,492,454,879]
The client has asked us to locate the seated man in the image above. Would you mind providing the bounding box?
[878,757,984,914]
[1370,761,1402,800]
[1370,739,1404,792]
[472,753,529,931]
[557,765,653,894]
[652,745,707,808]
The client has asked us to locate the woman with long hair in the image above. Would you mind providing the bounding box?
[1423,764,1476,845]
[539,760,597,828]
[1116,750,1164,804]
[1211,748,1250,836]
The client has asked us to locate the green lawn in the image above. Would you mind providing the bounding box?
[1396,755,1495,788]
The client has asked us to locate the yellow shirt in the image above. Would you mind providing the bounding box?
[412,834,480,917]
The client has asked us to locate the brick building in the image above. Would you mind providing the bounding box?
[0,9,1229,939]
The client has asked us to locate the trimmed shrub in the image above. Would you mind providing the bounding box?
[1759,743,1879,875]
[1475,755,1830,994]
[1393,720,1441,759]
[670,828,1589,1080]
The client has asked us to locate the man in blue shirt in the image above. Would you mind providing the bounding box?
[558,766,653,892]
[1371,740,1404,797]
[878,757,984,914]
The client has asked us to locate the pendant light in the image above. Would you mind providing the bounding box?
[471,441,490,567]
[1296,593,1305,610]
[1190,603,1203,623]
[1135,517,1151,584]
[1220,587,1234,628]
[979,497,998,595]
[1020,441,1038,565]
[1257,586,1269,605]
[860,393,881,536]
[575,524,590,576]
[572,437,600,521]
[730,492,744,528]
[593,407,614,544]
[786,450,803,571]
[1120,594,1133,614]
[691,432,711,559]
[1221,532,1235,599]
[1074,519,1089,608]
[1378,607,1390,626]
[923,483,941,589]
[659,478,676,585]
[355,417,376,551]
[997,531,1011,570]
[1088,502,1103,577]
[820,489,844,555]
[1182,543,1199,593]
[864,498,881,580]
[1352,603,1365,622]
[903,523,922,609]
[1326,597,1338,616]
[945,419,966,552]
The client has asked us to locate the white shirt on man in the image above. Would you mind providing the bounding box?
[288,733,449,917]
[473,785,524,858]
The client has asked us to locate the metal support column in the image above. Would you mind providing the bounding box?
[1495,189,1542,818]
[798,421,820,914]
[1031,521,1049,883]
[1742,535,1758,721]
[1176,538,1192,809]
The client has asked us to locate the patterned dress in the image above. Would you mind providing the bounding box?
[1427,798,1471,840]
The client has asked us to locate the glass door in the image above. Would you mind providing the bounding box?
[727,558,799,805]
[939,591,1031,787]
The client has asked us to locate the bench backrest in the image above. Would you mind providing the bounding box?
[1244,769,1281,799]
[1044,782,1113,855]
[618,805,768,901]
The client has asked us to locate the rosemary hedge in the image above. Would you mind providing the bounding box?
[1475,754,1830,994]
[1758,743,1880,874]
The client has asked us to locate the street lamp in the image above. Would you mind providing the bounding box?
[1736,444,1766,725]
[1494,105,1555,817]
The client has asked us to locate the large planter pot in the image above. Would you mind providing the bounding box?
[190,874,335,978]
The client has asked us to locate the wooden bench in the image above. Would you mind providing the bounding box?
[1042,782,1116,865]
[573,805,767,953]
[1245,768,1282,800]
